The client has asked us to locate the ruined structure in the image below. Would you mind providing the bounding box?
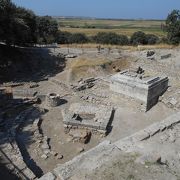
[12,89,37,99]
[110,69,169,111]
[46,93,61,107]
[62,103,113,134]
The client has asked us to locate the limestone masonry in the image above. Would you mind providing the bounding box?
[110,69,169,111]
[62,103,113,134]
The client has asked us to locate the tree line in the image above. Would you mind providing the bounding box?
[0,0,179,46]
[56,31,161,45]
[56,10,179,45]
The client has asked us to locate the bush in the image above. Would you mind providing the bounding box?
[92,32,129,45]
[159,37,168,44]
[130,31,160,45]
[68,33,89,44]
[130,31,147,45]
[55,31,72,44]
[118,35,129,45]
[146,34,159,44]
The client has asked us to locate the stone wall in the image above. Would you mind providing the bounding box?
[39,112,180,180]
[110,71,169,111]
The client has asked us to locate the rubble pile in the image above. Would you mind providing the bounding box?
[72,77,96,91]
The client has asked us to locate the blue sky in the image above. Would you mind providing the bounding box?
[12,0,180,19]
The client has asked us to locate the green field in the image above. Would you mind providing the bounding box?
[56,18,166,37]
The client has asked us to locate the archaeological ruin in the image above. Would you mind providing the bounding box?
[110,68,169,111]
[1,45,180,180]
[46,93,61,107]
[62,103,113,134]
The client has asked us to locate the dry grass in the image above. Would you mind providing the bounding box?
[58,19,164,27]
[60,43,176,51]
[69,57,109,68]
[67,57,110,81]
[61,27,165,37]
[58,19,165,37]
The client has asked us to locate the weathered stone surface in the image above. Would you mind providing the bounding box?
[69,129,91,144]
[29,83,39,88]
[42,112,180,180]
[41,143,49,150]
[62,103,113,134]
[39,172,56,180]
[66,54,77,58]
[41,154,48,160]
[72,77,96,91]
[77,147,84,153]
[110,69,168,111]
[53,140,113,180]
[147,50,155,57]
[56,154,63,160]
[13,89,37,98]
[22,168,36,179]
[161,53,171,59]
[135,152,161,164]
[46,93,61,107]
[169,98,178,106]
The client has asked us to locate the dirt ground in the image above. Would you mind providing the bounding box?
[1,45,180,178]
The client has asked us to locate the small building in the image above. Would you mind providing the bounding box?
[110,69,168,111]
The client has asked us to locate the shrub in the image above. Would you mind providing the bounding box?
[55,31,72,44]
[130,31,147,45]
[146,34,159,45]
[118,34,129,45]
[160,37,168,44]
[92,32,129,45]
[68,33,89,44]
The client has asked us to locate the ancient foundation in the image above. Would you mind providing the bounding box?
[46,93,61,107]
[62,103,113,134]
[110,69,169,111]
[12,89,37,99]
[40,112,180,180]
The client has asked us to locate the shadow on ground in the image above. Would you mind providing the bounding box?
[0,44,67,83]
[0,98,47,178]
[0,156,19,180]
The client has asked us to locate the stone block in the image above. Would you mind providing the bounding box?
[62,103,113,134]
[110,69,168,111]
[39,172,56,180]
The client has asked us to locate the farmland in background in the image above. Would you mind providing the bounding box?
[56,18,166,37]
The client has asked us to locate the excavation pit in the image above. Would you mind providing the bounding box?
[72,113,96,121]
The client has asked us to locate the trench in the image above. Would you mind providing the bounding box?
[15,109,44,178]
[15,135,44,178]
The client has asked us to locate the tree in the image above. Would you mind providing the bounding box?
[166,10,180,45]
[16,7,37,44]
[0,0,37,45]
[36,16,58,44]
[0,0,17,45]
[0,0,59,46]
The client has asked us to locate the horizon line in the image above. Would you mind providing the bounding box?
[50,15,165,21]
